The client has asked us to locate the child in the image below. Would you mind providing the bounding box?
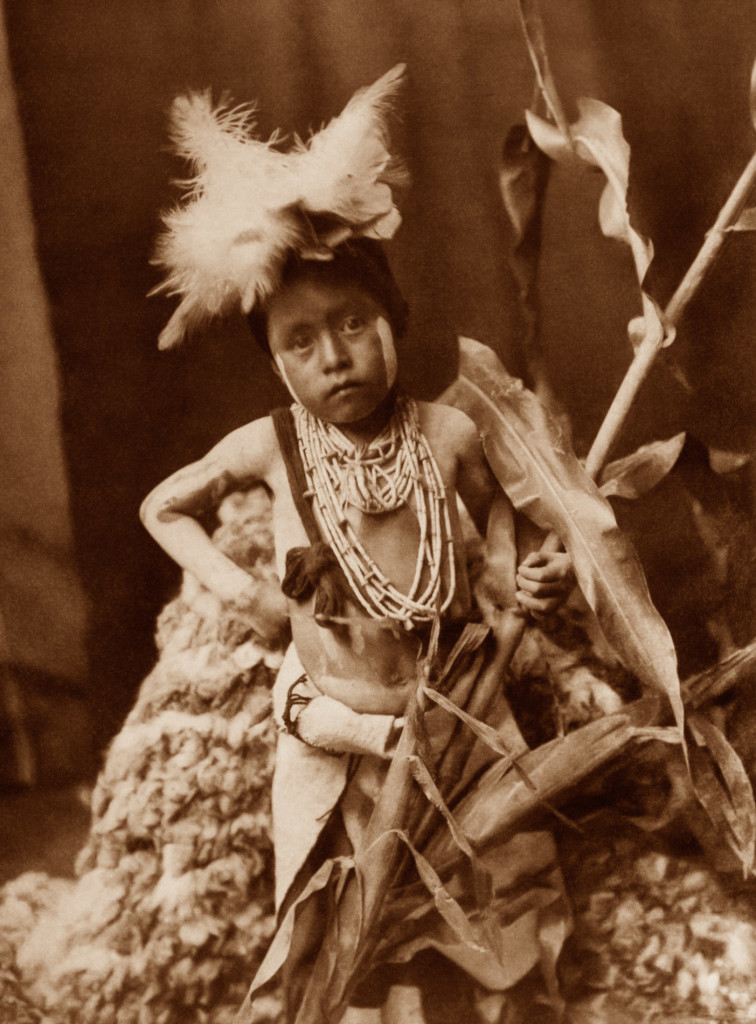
[141,66,573,1022]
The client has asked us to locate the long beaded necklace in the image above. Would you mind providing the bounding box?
[292,394,456,627]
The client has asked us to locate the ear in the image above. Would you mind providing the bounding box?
[270,357,284,382]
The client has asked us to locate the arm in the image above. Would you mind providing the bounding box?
[452,409,573,616]
[288,684,403,759]
[140,417,287,641]
[453,415,520,620]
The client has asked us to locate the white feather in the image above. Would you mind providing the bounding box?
[153,65,407,348]
[298,64,408,225]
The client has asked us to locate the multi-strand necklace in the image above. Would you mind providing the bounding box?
[292,394,456,627]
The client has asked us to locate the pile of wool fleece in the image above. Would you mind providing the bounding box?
[559,823,756,1024]
[0,487,287,1024]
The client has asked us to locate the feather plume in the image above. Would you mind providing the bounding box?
[298,64,409,231]
[152,66,407,349]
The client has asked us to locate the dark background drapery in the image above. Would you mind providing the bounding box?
[2,0,755,758]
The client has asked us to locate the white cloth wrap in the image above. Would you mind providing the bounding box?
[271,643,400,910]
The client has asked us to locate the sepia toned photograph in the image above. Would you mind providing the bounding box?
[1,2,755,1021]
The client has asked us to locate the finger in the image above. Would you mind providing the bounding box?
[516,574,568,596]
[520,559,574,587]
[517,558,569,583]
[516,590,561,614]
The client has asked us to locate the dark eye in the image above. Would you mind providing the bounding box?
[341,315,366,334]
[290,333,313,351]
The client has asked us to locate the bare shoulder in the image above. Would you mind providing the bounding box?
[209,414,279,460]
[140,413,286,522]
[204,414,283,481]
[415,399,499,533]
[415,399,481,457]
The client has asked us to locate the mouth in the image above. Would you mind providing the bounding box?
[328,381,362,398]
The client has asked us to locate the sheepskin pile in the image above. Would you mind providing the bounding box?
[0,488,286,1024]
[560,824,756,1024]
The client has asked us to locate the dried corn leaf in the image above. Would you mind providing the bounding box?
[499,123,552,257]
[406,754,475,859]
[599,433,686,500]
[425,698,660,870]
[423,686,535,790]
[517,0,571,138]
[727,206,756,231]
[442,338,684,738]
[688,712,756,874]
[498,123,555,403]
[707,447,751,474]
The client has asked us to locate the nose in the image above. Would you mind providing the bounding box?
[319,330,351,372]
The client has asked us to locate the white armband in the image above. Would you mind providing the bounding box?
[291,688,403,758]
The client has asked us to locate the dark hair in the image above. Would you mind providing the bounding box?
[247,237,409,355]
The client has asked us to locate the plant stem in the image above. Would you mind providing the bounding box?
[583,336,659,481]
[583,147,756,479]
[665,149,756,325]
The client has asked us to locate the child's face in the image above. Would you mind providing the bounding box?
[266,276,397,425]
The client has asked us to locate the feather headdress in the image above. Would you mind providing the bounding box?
[152,64,408,350]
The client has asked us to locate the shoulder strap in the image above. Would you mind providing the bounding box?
[270,406,321,547]
[270,406,351,622]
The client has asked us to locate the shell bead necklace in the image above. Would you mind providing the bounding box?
[293,394,456,627]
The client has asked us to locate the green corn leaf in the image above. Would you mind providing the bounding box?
[407,753,476,859]
[524,106,573,162]
[386,828,488,952]
[442,338,684,739]
[423,685,536,790]
[498,125,552,357]
[684,639,756,709]
[526,98,667,353]
[376,833,567,997]
[239,855,358,1023]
